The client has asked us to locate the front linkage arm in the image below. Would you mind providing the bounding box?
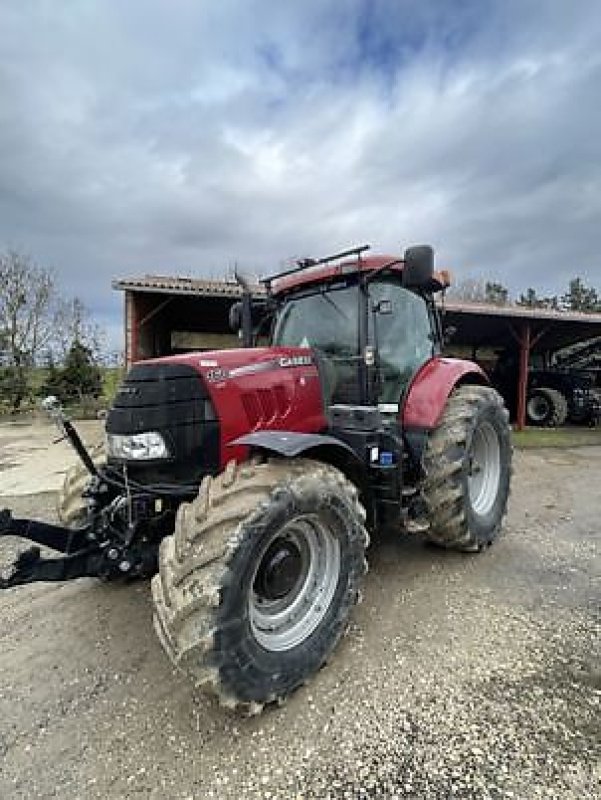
[0,504,159,590]
[0,508,106,589]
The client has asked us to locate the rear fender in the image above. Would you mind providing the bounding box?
[402,357,488,430]
[229,431,367,492]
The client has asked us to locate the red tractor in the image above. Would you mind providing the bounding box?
[0,245,512,711]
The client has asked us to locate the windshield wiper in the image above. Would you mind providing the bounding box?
[320,291,348,320]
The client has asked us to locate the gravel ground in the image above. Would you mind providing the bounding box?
[0,430,599,799]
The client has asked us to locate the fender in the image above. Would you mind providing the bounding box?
[230,430,358,460]
[229,430,367,489]
[402,357,488,429]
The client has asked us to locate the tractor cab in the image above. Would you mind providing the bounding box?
[233,244,451,411]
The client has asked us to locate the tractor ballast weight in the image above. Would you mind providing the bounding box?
[1,244,512,710]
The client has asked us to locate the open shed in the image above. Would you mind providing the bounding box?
[113,275,601,430]
[112,275,262,362]
[442,301,601,427]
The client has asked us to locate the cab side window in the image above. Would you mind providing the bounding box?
[370,282,433,403]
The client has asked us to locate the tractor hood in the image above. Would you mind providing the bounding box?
[139,347,327,469]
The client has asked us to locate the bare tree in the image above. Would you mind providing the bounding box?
[0,250,55,409]
[449,277,510,306]
[52,296,105,362]
[448,277,488,303]
[0,249,55,366]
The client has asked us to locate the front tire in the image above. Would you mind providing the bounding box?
[420,386,512,551]
[57,443,106,525]
[152,458,368,710]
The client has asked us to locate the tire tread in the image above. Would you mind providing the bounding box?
[151,458,367,711]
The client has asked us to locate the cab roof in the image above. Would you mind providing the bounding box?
[268,254,451,297]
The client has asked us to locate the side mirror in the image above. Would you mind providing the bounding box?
[229,296,271,345]
[229,301,243,333]
[402,245,434,288]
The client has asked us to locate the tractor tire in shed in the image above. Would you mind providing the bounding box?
[57,443,106,526]
[420,385,512,552]
[526,387,568,428]
[152,458,368,711]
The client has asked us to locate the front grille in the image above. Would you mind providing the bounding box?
[106,362,219,488]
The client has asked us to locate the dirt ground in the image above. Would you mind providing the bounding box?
[0,420,599,799]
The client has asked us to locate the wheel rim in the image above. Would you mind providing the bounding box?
[249,515,341,652]
[467,420,501,517]
[527,395,549,422]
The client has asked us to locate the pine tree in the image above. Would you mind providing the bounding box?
[56,340,102,400]
[484,282,509,306]
[561,278,599,312]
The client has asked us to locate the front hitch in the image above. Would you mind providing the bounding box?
[0,507,159,590]
[0,397,107,589]
[0,544,106,589]
[0,401,162,589]
[0,508,104,589]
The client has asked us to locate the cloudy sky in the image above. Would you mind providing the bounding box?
[1,1,600,347]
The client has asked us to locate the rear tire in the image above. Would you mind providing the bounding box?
[57,443,105,525]
[420,386,512,551]
[152,458,368,711]
[526,387,568,427]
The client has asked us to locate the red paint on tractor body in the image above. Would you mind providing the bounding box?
[402,357,487,429]
[143,347,327,468]
[143,347,485,465]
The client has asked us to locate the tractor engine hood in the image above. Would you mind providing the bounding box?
[140,347,327,469]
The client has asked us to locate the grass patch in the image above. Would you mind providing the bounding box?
[102,366,125,404]
[513,427,601,448]
[0,366,125,419]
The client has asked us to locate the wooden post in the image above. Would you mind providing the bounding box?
[516,322,531,431]
[125,291,139,367]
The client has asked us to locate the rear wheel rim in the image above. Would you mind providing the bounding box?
[527,395,550,422]
[249,515,340,652]
[467,420,501,517]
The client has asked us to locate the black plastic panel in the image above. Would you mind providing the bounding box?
[106,363,219,487]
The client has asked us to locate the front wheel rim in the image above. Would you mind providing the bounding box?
[467,421,501,517]
[249,515,340,652]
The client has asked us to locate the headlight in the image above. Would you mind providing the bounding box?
[106,431,169,461]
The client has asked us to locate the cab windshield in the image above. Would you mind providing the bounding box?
[273,280,434,405]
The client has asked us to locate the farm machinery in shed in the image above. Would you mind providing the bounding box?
[1,245,512,710]
[493,339,601,428]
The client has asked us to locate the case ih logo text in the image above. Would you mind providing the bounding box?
[279,355,313,368]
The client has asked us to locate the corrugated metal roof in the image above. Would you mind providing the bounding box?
[112,274,601,325]
[441,299,601,324]
[112,275,266,297]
